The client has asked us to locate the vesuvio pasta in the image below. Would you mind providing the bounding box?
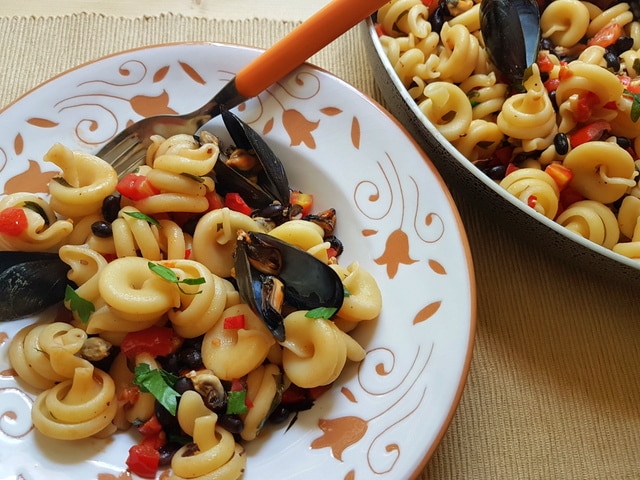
[2,125,382,479]
[376,0,640,257]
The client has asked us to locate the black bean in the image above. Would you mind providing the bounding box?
[485,164,506,180]
[539,37,554,52]
[158,442,182,466]
[217,414,244,434]
[178,347,203,371]
[101,194,121,223]
[549,90,559,111]
[613,36,634,56]
[604,49,620,71]
[268,405,292,424]
[173,376,195,395]
[617,136,632,150]
[554,133,569,156]
[91,220,112,238]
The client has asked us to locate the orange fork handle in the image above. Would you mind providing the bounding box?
[234,0,389,99]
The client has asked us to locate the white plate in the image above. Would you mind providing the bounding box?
[0,42,475,480]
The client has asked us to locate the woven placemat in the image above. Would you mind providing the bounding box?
[3,13,640,480]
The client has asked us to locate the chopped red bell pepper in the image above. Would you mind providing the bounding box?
[224,192,253,215]
[120,326,180,359]
[545,163,574,191]
[126,442,160,479]
[374,22,386,37]
[588,22,622,48]
[116,173,160,201]
[527,195,538,209]
[0,207,28,236]
[290,191,313,216]
[568,120,611,148]
[223,314,246,330]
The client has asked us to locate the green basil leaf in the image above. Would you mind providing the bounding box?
[305,307,338,319]
[124,210,161,226]
[133,363,181,416]
[22,201,50,226]
[180,172,205,183]
[226,389,249,415]
[64,285,95,323]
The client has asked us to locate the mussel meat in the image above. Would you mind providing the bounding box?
[0,251,71,321]
[480,0,541,86]
[234,230,345,342]
[208,108,296,223]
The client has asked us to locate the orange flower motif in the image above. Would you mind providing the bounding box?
[311,416,368,461]
[130,90,177,117]
[282,109,319,148]
[3,159,58,194]
[374,229,418,279]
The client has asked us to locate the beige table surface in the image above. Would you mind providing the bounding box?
[3,1,640,479]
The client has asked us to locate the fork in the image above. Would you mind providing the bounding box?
[98,0,390,177]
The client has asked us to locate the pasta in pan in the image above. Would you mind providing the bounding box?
[376,0,640,256]
[4,123,382,479]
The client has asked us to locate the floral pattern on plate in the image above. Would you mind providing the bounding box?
[0,42,475,480]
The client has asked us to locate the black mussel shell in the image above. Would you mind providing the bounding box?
[0,251,70,321]
[234,238,286,341]
[218,108,291,206]
[480,0,541,85]
[234,231,345,341]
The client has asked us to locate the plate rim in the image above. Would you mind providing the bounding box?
[0,40,477,479]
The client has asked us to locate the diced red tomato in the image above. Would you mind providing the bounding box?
[587,22,622,48]
[118,385,141,406]
[206,190,225,211]
[505,163,519,176]
[327,247,339,259]
[537,52,555,73]
[544,77,561,92]
[224,192,253,215]
[230,378,245,392]
[223,314,246,329]
[138,414,163,437]
[120,326,181,359]
[545,163,574,191]
[0,207,28,236]
[568,120,611,148]
[573,91,600,123]
[558,64,573,81]
[116,173,160,201]
[558,185,585,211]
[527,195,538,209]
[290,191,313,216]
[620,75,640,94]
[374,22,386,37]
[126,442,160,479]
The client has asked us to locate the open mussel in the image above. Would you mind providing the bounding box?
[208,108,296,224]
[480,0,541,86]
[0,251,71,321]
[234,230,344,342]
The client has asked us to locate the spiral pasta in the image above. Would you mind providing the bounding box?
[375,0,640,256]
[5,125,383,479]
